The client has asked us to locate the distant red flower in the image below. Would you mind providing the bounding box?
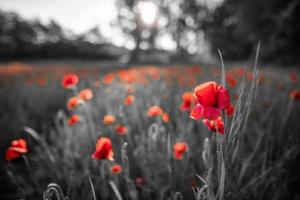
[179,92,195,111]
[62,74,79,89]
[67,97,81,110]
[226,104,235,117]
[115,125,128,135]
[190,81,230,120]
[173,142,188,160]
[202,117,224,134]
[103,115,116,125]
[103,73,115,85]
[147,106,164,117]
[111,164,122,174]
[123,95,135,106]
[79,88,93,101]
[91,137,114,161]
[162,113,170,123]
[289,73,298,84]
[289,89,300,101]
[226,74,237,88]
[135,177,145,186]
[68,114,80,126]
[5,138,28,161]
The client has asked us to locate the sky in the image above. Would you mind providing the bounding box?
[0,0,118,37]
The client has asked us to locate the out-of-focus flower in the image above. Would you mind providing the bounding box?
[103,73,115,85]
[67,97,81,110]
[289,89,300,101]
[202,117,224,134]
[190,81,230,120]
[91,137,114,161]
[179,92,195,111]
[5,138,28,161]
[162,113,170,123]
[79,88,93,101]
[289,72,298,84]
[111,164,122,174]
[103,115,116,125]
[135,177,145,187]
[226,104,235,117]
[147,106,164,117]
[123,95,135,106]
[226,74,237,89]
[62,74,79,89]
[115,125,128,135]
[68,114,80,126]
[173,142,188,160]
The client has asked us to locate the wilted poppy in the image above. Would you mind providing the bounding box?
[123,95,135,106]
[67,97,81,110]
[5,138,28,161]
[103,115,116,125]
[202,117,224,134]
[79,88,93,101]
[190,81,230,120]
[179,92,195,111]
[226,104,235,117]
[289,89,300,101]
[62,74,79,89]
[111,164,122,174]
[173,142,188,160]
[162,113,170,123]
[147,106,164,117]
[115,125,128,135]
[91,137,114,161]
[68,114,80,126]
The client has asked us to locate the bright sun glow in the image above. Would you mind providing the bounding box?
[137,1,158,26]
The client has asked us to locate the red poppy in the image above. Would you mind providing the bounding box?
[123,95,135,106]
[226,74,237,89]
[91,137,114,161]
[179,92,195,111]
[5,138,28,161]
[289,89,300,101]
[190,81,230,120]
[62,74,79,89]
[147,106,164,117]
[202,117,224,134]
[115,125,128,135]
[103,73,115,85]
[79,88,93,101]
[173,142,188,160]
[162,113,170,123]
[226,104,234,117]
[289,73,298,84]
[111,164,122,174]
[103,115,116,125]
[68,114,80,126]
[67,97,81,110]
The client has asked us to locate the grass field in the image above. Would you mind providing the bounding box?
[0,60,299,200]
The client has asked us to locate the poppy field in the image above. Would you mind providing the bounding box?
[0,60,299,200]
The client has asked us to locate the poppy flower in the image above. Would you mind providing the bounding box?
[123,95,135,106]
[135,177,145,186]
[173,142,188,160]
[147,106,164,117]
[111,164,122,174]
[62,74,79,89]
[190,81,230,120]
[68,114,80,126]
[67,97,81,110]
[103,73,115,85]
[103,115,116,125]
[115,125,128,135]
[162,113,170,123]
[226,74,237,89]
[79,88,93,101]
[289,89,300,101]
[5,138,28,161]
[226,104,234,117]
[202,117,224,134]
[179,92,195,111]
[91,137,114,161]
[289,73,298,84]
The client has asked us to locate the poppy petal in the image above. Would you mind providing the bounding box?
[217,86,230,109]
[203,107,221,120]
[190,103,204,120]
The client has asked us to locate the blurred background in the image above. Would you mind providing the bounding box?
[1,0,299,64]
